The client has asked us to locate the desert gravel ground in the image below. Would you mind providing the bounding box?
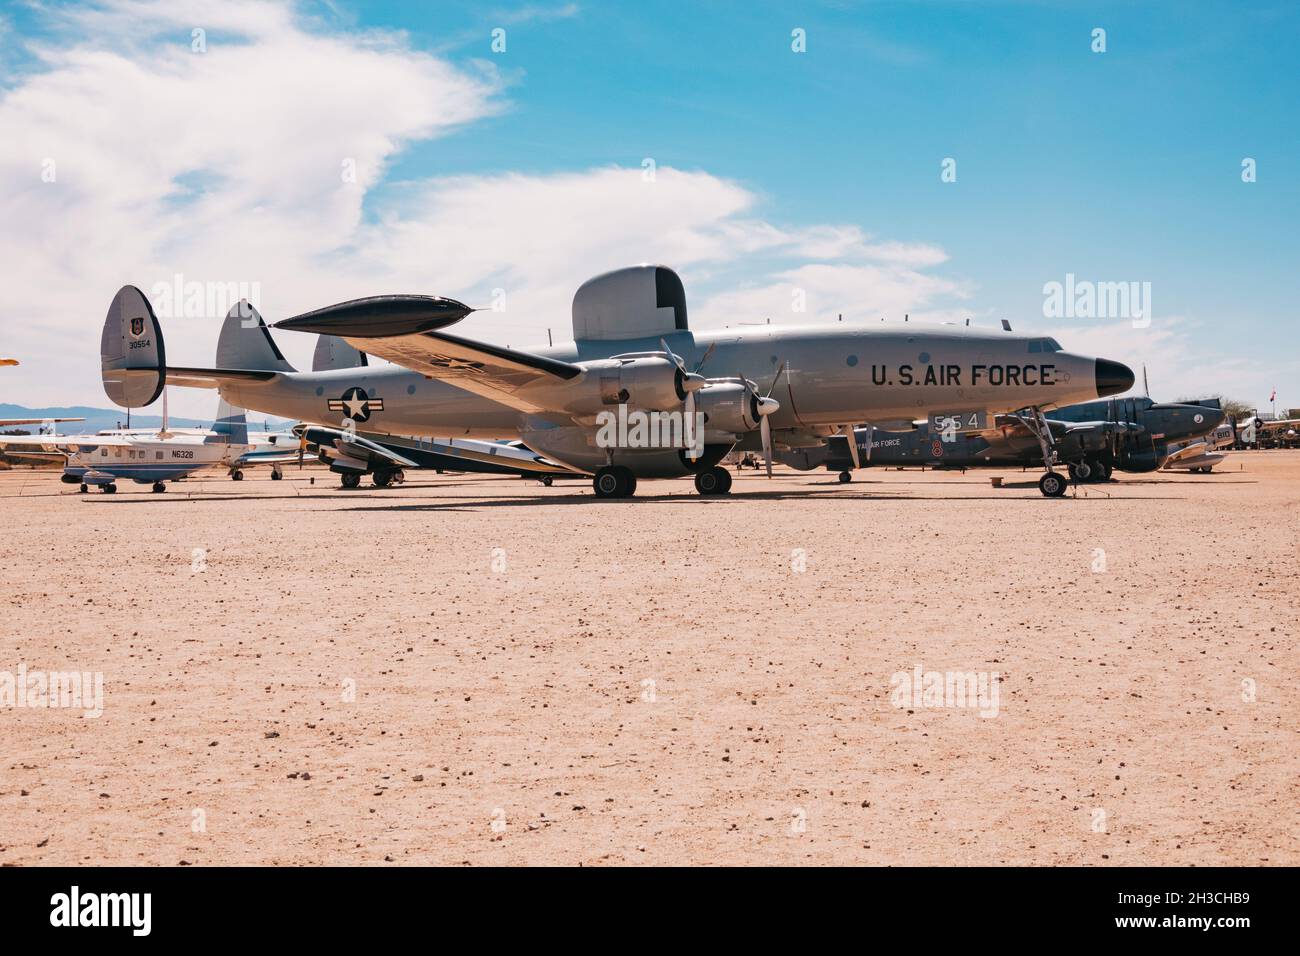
[0,453,1296,866]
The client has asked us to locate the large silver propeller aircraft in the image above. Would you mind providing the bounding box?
[100,265,1135,497]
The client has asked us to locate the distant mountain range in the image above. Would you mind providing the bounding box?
[0,403,294,435]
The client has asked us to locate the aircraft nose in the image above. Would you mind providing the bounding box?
[1094,359,1135,397]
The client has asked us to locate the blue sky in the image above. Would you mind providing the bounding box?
[366,0,1299,346]
[0,0,1296,413]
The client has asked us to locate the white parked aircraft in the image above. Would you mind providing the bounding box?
[0,396,300,493]
[1237,415,1300,447]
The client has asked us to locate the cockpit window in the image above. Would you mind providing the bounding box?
[1029,338,1063,353]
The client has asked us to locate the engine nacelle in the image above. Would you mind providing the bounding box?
[695,381,760,436]
[564,356,685,415]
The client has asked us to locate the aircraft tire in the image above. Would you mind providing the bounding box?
[1038,472,1067,498]
[340,472,362,490]
[152,482,166,493]
[103,483,117,494]
[231,470,244,481]
[695,466,732,496]
[838,471,852,484]
[270,470,283,481]
[79,484,88,494]
[540,476,554,487]
[1067,461,1092,481]
[392,469,406,485]
[372,470,393,488]
[593,466,623,499]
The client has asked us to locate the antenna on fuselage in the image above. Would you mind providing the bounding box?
[1001,319,1012,331]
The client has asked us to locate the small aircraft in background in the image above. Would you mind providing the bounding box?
[1237,414,1300,448]
[781,396,1226,496]
[0,395,301,493]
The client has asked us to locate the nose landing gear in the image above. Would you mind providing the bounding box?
[1018,406,1069,498]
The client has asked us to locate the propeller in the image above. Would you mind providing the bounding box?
[737,368,782,477]
[660,338,707,458]
[692,342,716,374]
[842,424,861,470]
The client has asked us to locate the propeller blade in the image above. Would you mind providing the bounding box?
[659,337,686,372]
[692,342,716,374]
[761,415,772,477]
[685,388,699,461]
[843,424,861,470]
[765,360,787,398]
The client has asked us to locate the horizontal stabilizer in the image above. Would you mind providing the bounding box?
[0,417,84,427]
[166,366,281,389]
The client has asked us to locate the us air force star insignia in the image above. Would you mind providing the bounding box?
[426,354,487,374]
[328,386,384,423]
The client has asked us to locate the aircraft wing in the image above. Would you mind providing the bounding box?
[1163,440,1207,465]
[337,331,581,414]
[272,303,583,413]
[333,433,422,470]
[1255,418,1300,434]
[0,417,85,427]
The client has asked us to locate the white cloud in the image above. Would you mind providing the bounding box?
[0,0,980,419]
[1018,315,1292,408]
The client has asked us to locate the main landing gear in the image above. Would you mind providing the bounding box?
[230,469,244,481]
[152,481,167,493]
[372,469,405,488]
[340,472,362,490]
[593,465,637,499]
[693,466,732,497]
[838,471,853,484]
[1067,457,1113,483]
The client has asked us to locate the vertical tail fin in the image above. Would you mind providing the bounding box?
[312,334,368,372]
[217,301,296,372]
[102,286,166,407]
[210,399,248,445]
